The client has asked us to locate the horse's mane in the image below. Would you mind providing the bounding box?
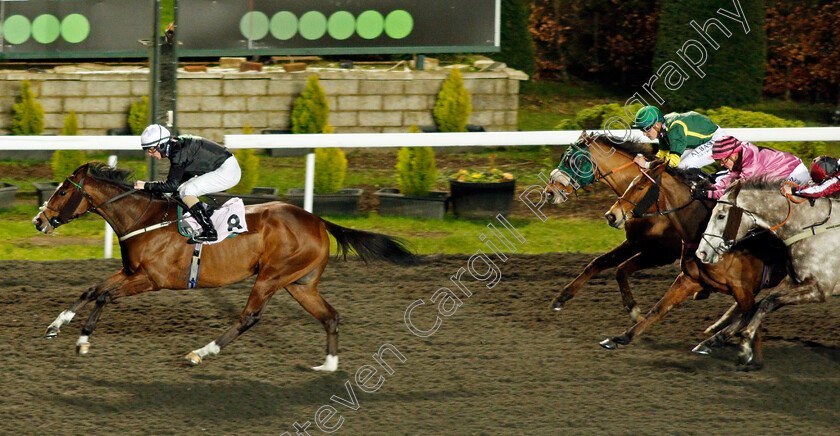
[739,177,789,191]
[86,162,134,189]
[664,166,714,189]
[588,133,657,159]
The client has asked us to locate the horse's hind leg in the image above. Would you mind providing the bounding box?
[45,270,127,338]
[185,278,278,365]
[285,281,340,372]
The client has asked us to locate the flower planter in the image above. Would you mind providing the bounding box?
[374,188,449,220]
[285,188,363,216]
[449,179,515,219]
[206,187,279,206]
[33,181,59,205]
[0,182,19,210]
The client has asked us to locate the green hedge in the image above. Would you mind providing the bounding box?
[699,107,825,159]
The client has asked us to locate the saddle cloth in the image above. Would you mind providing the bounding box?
[182,198,248,245]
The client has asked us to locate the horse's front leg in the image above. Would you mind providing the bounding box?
[76,269,156,355]
[615,250,675,322]
[600,273,702,349]
[45,270,128,338]
[551,240,639,311]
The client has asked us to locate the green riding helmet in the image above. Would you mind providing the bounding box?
[632,106,664,129]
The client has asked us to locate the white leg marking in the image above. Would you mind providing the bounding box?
[185,341,220,365]
[48,310,75,330]
[76,335,90,355]
[312,354,339,372]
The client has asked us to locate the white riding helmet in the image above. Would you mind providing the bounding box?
[140,124,171,154]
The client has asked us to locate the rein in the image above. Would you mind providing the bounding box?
[615,171,698,219]
[44,173,173,238]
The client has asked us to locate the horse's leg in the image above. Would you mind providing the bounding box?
[76,270,156,355]
[693,284,755,355]
[738,279,823,366]
[185,277,278,365]
[45,270,127,338]
[552,240,640,311]
[284,281,340,371]
[703,303,740,334]
[615,251,674,322]
[600,272,703,349]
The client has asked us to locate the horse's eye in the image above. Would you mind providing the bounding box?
[717,213,726,220]
[59,191,67,196]
[637,186,644,191]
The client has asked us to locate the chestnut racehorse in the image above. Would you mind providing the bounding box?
[602,161,788,368]
[545,132,683,321]
[33,162,417,371]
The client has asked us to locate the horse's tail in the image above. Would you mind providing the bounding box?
[320,218,419,266]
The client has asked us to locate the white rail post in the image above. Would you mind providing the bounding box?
[304,151,315,212]
[104,154,118,259]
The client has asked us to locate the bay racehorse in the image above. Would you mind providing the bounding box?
[603,162,789,367]
[544,132,684,321]
[696,180,840,366]
[32,162,417,371]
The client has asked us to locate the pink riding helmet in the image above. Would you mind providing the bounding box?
[711,136,744,161]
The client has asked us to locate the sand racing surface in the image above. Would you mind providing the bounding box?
[2,254,840,435]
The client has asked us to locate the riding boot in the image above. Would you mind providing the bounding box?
[187,203,218,243]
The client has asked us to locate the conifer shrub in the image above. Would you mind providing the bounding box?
[397,147,438,197]
[291,75,329,134]
[11,80,45,135]
[314,148,347,194]
[434,68,472,132]
[230,148,259,194]
[128,96,149,135]
[50,111,86,181]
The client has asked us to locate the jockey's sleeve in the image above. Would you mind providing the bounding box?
[144,164,185,193]
[795,175,840,198]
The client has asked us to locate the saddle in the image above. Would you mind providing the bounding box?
[178,198,248,245]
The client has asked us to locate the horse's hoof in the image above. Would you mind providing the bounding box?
[44,326,60,339]
[76,342,90,355]
[629,307,642,323]
[551,302,563,312]
[738,348,754,366]
[312,355,339,372]
[692,343,712,355]
[185,352,202,366]
[599,338,617,350]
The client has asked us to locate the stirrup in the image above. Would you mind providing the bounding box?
[188,231,218,244]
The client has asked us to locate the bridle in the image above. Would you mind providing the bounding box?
[41,173,146,233]
[549,144,641,195]
[614,170,699,221]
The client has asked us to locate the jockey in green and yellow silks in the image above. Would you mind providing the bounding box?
[631,106,729,170]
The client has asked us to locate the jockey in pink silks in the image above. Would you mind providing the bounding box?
[695,136,810,200]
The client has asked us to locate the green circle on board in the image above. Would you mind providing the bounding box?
[356,10,384,39]
[327,11,355,40]
[270,11,297,40]
[4,15,31,45]
[299,11,327,40]
[32,14,61,44]
[61,14,89,43]
[385,10,413,39]
[240,11,269,40]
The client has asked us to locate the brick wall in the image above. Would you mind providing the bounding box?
[0,67,527,143]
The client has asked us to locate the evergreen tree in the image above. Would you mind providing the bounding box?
[653,0,765,109]
[499,0,535,77]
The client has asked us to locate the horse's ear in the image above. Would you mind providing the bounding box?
[724,179,743,196]
[649,159,667,170]
[579,130,590,141]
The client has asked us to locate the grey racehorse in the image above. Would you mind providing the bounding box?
[696,179,840,366]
